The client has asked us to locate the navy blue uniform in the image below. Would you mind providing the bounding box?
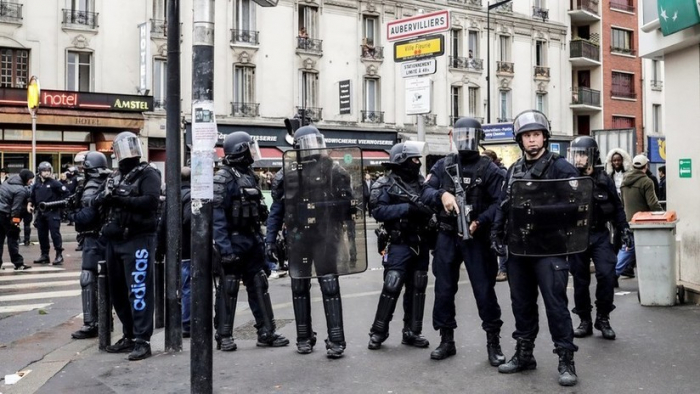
[30,177,68,256]
[569,168,627,320]
[422,154,505,333]
[493,152,580,351]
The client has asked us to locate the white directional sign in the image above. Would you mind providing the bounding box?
[405,77,431,115]
[387,10,450,41]
[401,58,437,78]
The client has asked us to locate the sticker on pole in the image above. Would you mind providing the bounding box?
[191,101,218,151]
[405,77,431,115]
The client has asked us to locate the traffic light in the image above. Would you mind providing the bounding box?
[284,117,302,136]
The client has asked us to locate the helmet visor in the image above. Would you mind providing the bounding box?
[514,111,550,134]
[247,139,262,162]
[452,127,480,151]
[297,133,326,158]
[113,136,143,162]
[567,147,596,170]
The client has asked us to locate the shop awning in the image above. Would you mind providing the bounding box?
[0,143,89,152]
[362,150,390,167]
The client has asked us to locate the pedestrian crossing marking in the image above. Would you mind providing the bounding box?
[0,280,79,291]
[0,303,53,314]
[0,272,80,282]
[0,266,67,273]
[0,289,81,302]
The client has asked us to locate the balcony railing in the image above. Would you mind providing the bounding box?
[231,29,259,45]
[466,0,483,6]
[150,19,167,37]
[62,9,99,29]
[650,80,663,91]
[570,39,600,61]
[571,0,598,14]
[232,102,260,117]
[571,87,601,106]
[423,113,437,126]
[449,56,484,71]
[297,37,323,54]
[532,7,549,21]
[611,46,636,56]
[361,110,384,123]
[496,61,514,74]
[610,1,634,12]
[534,66,550,79]
[296,106,322,121]
[154,99,166,110]
[497,117,513,123]
[0,2,22,23]
[360,45,384,60]
[611,89,636,99]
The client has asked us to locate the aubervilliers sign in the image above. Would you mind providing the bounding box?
[658,0,700,36]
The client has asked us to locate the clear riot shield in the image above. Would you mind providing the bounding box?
[508,177,593,257]
[283,147,368,279]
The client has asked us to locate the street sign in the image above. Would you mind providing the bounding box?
[679,158,692,178]
[400,58,437,78]
[387,10,450,41]
[394,34,444,63]
[27,76,40,115]
[339,80,351,115]
[405,77,431,115]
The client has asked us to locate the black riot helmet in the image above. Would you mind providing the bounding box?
[83,151,111,178]
[513,109,551,150]
[112,131,143,162]
[74,150,89,171]
[567,136,600,175]
[222,131,261,166]
[452,117,484,152]
[387,141,424,165]
[293,125,326,159]
[37,161,53,179]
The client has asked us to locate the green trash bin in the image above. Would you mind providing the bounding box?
[630,214,679,306]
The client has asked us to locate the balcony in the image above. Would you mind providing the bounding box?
[610,1,634,13]
[423,113,437,126]
[571,87,601,111]
[360,45,384,61]
[611,46,636,56]
[150,19,167,37]
[231,29,259,46]
[650,80,663,91]
[232,102,260,117]
[448,0,482,5]
[0,2,22,23]
[497,117,513,123]
[496,61,514,75]
[62,9,98,29]
[361,110,384,124]
[154,99,166,111]
[532,6,549,21]
[296,106,322,122]
[534,66,550,80]
[611,89,636,100]
[449,56,483,72]
[569,0,600,23]
[296,37,323,55]
[569,39,600,67]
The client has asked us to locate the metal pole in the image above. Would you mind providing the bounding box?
[486,5,491,124]
[417,114,426,174]
[31,113,37,170]
[191,1,214,392]
[165,0,183,352]
[155,260,165,329]
[97,260,111,350]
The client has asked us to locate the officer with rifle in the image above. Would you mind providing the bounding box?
[29,162,68,265]
[567,136,631,341]
[366,141,433,351]
[420,117,506,364]
[65,151,111,339]
[491,110,592,386]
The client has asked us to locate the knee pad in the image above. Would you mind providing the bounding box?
[319,274,340,297]
[254,270,269,292]
[414,271,428,292]
[224,275,240,297]
[383,270,404,294]
[80,270,96,288]
[291,278,311,295]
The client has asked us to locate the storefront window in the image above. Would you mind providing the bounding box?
[63,131,91,142]
[3,129,32,141]
[36,130,63,141]
[36,153,58,172]
[1,153,29,174]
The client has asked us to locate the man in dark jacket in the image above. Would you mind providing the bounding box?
[0,170,34,270]
[29,162,68,265]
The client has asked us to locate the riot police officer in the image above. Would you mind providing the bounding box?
[29,162,68,265]
[94,131,161,361]
[421,117,506,364]
[72,151,89,251]
[67,151,111,339]
[213,131,289,352]
[266,125,362,359]
[367,141,432,350]
[567,136,631,340]
[491,110,583,386]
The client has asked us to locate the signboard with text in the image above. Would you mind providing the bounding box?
[138,22,151,95]
[387,10,450,41]
[483,123,514,140]
[339,80,351,115]
[400,58,437,78]
[405,77,431,115]
[679,158,692,178]
[0,87,153,112]
[394,34,444,63]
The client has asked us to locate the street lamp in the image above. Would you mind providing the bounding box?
[486,0,512,124]
[27,76,40,170]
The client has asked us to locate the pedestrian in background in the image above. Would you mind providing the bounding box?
[482,149,508,282]
[0,169,34,270]
[658,165,666,208]
[28,162,68,265]
[605,148,632,197]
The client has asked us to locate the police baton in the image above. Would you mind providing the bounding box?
[97,260,112,350]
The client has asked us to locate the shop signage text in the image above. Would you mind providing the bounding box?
[387,10,450,41]
[400,58,437,78]
[0,87,153,113]
[483,123,514,140]
[394,35,444,63]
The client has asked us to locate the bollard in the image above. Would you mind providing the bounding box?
[155,260,165,329]
[98,260,111,350]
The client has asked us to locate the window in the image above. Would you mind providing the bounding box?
[364,78,379,112]
[535,41,546,66]
[468,87,479,117]
[468,31,479,58]
[499,90,510,121]
[611,71,635,99]
[451,86,462,125]
[499,35,510,62]
[153,0,166,20]
[234,65,255,104]
[610,0,634,12]
[652,104,661,133]
[536,93,547,114]
[153,59,167,109]
[612,116,635,129]
[0,47,29,88]
[363,16,377,47]
[71,0,93,12]
[300,71,318,108]
[611,28,633,54]
[66,51,91,92]
[298,5,318,38]
[451,29,461,57]
[235,0,256,31]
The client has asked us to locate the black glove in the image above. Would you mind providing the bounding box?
[220,254,240,265]
[490,231,507,257]
[92,190,111,207]
[408,203,433,217]
[621,227,634,249]
[265,243,278,263]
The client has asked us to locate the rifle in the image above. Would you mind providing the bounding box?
[38,195,77,212]
[444,163,473,240]
[386,182,433,215]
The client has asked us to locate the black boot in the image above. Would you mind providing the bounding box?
[401,326,429,348]
[34,254,50,265]
[71,325,98,339]
[486,331,506,366]
[594,314,616,340]
[402,271,429,348]
[430,328,456,360]
[368,270,403,350]
[498,338,537,374]
[52,249,64,265]
[368,331,388,350]
[554,347,578,386]
[252,271,290,348]
[573,318,593,338]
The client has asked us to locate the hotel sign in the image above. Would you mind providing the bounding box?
[0,87,153,112]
